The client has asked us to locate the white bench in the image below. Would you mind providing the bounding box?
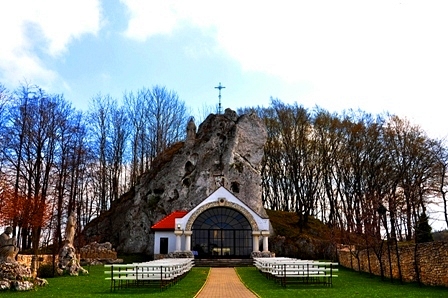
[105,258,194,291]
[254,258,338,287]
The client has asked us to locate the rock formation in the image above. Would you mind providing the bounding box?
[80,242,123,265]
[0,228,48,291]
[57,212,88,276]
[82,109,268,255]
[57,244,88,276]
[0,262,48,291]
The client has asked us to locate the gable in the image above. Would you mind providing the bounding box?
[175,186,270,232]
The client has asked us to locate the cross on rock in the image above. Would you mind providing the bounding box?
[214,82,226,114]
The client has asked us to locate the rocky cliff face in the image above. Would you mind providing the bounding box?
[82,109,267,255]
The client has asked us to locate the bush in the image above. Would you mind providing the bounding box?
[37,264,55,278]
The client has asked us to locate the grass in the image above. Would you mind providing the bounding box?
[2,265,447,297]
[1,265,209,298]
[236,266,448,298]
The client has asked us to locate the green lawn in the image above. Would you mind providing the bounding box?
[1,265,209,298]
[1,265,447,297]
[237,266,448,298]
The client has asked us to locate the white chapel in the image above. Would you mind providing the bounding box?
[151,186,271,259]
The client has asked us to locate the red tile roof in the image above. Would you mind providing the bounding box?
[151,210,188,230]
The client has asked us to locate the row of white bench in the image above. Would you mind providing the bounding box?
[254,257,338,287]
[104,258,194,291]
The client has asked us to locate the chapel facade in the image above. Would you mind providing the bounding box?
[151,187,270,259]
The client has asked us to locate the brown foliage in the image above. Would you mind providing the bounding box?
[0,180,51,229]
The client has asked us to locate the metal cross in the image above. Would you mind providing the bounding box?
[214,82,226,114]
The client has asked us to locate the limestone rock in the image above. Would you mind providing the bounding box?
[57,243,88,276]
[12,280,34,291]
[0,261,47,291]
[0,280,10,291]
[80,242,123,265]
[80,242,116,259]
[0,262,31,280]
[82,109,268,255]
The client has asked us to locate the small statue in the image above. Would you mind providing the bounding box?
[0,226,19,262]
[186,117,196,145]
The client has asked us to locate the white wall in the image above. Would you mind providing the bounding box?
[153,231,184,254]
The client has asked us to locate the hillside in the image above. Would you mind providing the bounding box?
[266,209,338,260]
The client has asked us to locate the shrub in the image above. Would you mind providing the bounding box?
[37,264,55,278]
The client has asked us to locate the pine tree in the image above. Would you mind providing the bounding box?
[415,212,434,243]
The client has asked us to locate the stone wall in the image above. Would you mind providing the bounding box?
[16,242,120,268]
[79,242,117,260]
[338,241,448,287]
[17,254,57,267]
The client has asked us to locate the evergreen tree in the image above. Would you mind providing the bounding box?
[415,212,434,243]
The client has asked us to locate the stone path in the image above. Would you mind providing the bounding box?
[195,267,258,298]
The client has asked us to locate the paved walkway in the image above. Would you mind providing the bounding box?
[195,268,258,298]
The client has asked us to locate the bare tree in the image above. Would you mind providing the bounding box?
[109,104,129,202]
[429,139,448,229]
[52,103,89,251]
[125,86,188,185]
[1,84,70,252]
[0,84,12,173]
[89,94,114,212]
[259,105,291,211]
[146,85,188,158]
[313,107,344,228]
[383,116,439,240]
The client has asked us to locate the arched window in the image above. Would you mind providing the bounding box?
[191,207,252,258]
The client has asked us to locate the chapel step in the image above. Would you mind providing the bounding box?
[193,258,254,267]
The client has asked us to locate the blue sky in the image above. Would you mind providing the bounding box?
[1,1,448,138]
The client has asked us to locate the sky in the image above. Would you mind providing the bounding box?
[1,0,448,140]
[1,1,447,229]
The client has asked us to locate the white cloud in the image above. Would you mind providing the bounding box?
[121,0,183,40]
[0,0,102,88]
[121,0,448,137]
[120,1,448,84]
[2,0,447,137]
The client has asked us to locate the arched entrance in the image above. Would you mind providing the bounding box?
[191,207,252,258]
